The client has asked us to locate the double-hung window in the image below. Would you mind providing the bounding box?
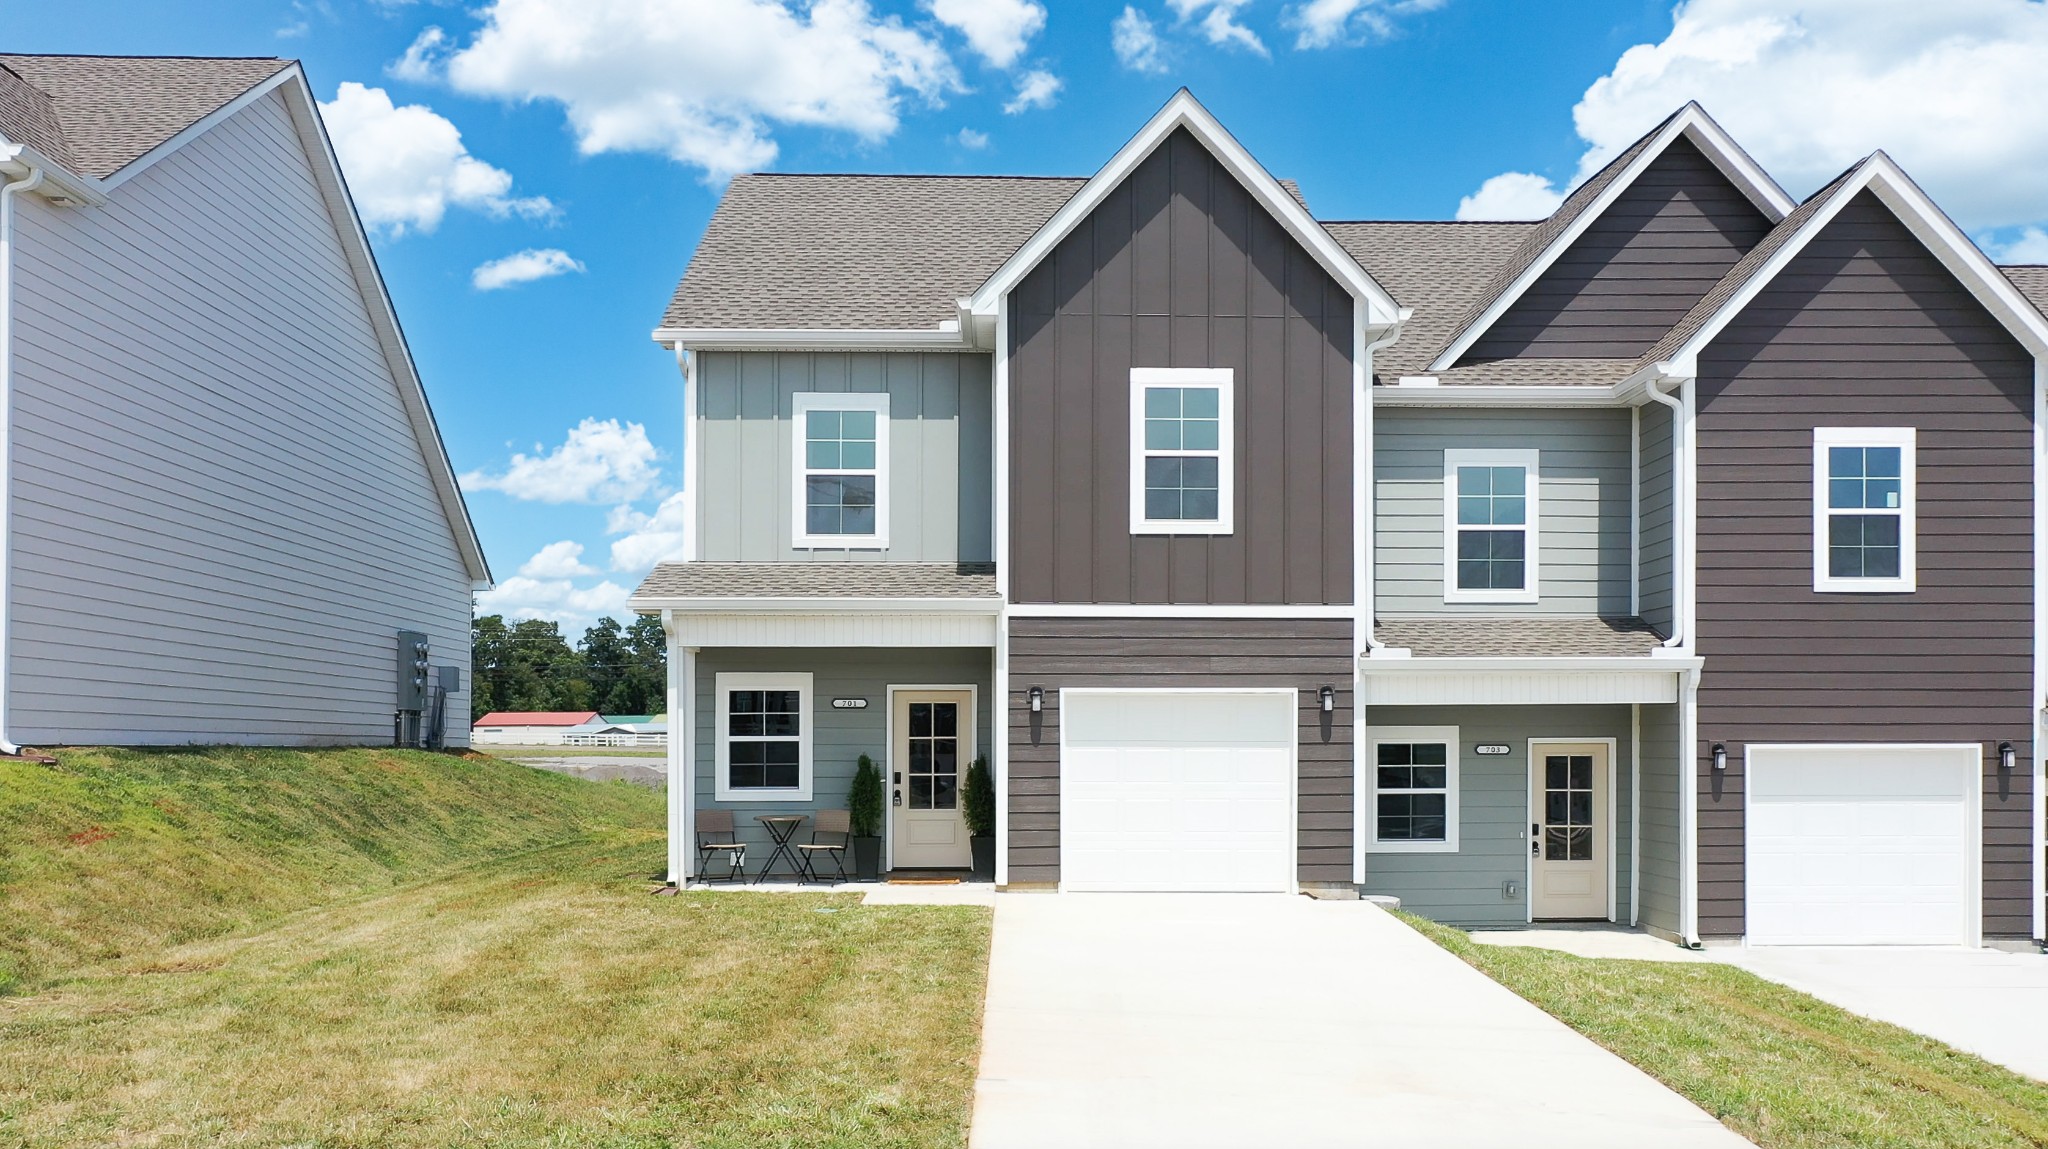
[714,672,813,801]
[1367,727,1459,852]
[1813,427,1915,593]
[792,392,889,548]
[1130,367,1234,535]
[1444,448,1539,603]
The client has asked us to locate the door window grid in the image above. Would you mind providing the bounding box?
[906,701,960,810]
[1375,742,1449,843]
[1541,754,1594,862]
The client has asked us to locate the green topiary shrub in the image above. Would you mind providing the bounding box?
[962,755,994,839]
[849,754,883,838]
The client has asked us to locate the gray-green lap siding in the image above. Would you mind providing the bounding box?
[695,351,993,562]
[691,648,994,860]
[1374,408,1634,616]
[1637,402,1676,636]
[1363,705,1636,927]
[1636,701,1683,938]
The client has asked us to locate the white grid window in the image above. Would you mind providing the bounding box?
[714,672,814,801]
[1130,367,1234,535]
[1367,727,1460,853]
[1813,427,1915,593]
[792,393,889,549]
[1443,448,1539,604]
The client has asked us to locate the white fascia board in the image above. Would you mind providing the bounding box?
[1427,104,1794,374]
[276,69,493,584]
[1667,155,2048,367]
[650,325,973,352]
[1358,655,1702,673]
[965,89,1400,326]
[0,143,103,206]
[628,595,1003,615]
[98,63,298,193]
[1372,383,1630,408]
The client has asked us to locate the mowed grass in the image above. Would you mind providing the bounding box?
[1399,912,2048,1148]
[0,746,660,992]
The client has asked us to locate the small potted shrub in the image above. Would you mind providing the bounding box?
[963,754,995,879]
[848,754,884,881]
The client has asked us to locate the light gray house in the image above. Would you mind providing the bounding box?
[0,54,488,747]
[636,91,2048,950]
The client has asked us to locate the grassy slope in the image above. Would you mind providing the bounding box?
[0,837,990,1149]
[0,747,661,991]
[1400,912,2048,1149]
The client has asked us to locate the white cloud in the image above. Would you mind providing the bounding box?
[1003,69,1062,114]
[608,490,690,572]
[1287,0,1446,49]
[1549,0,2048,231]
[927,0,1046,69]
[474,576,632,630]
[1167,0,1267,56]
[389,25,450,82]
[1112,6,1168,73]
[439,0,960,183]
[318,82,553,235]
[517,540,599,579]
[1994,227,2048,264]
[1455,171,1565,221]
[472,247,586,290]
[460,418,662,504]
[955,127,990,149]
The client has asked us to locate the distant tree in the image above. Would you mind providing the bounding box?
[472,613,667,720]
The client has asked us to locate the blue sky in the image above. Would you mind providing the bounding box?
[13,0,2048,630]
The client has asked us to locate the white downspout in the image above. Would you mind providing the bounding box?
[1642,378,1687,649]
[0,164,47,757]
[1359,314,1406,655]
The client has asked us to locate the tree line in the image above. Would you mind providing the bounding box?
[471,614,666,720]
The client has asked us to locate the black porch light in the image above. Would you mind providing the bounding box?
[1711,743,1727,772]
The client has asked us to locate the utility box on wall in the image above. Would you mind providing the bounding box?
[396,630,430,712]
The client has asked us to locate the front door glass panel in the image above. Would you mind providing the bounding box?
[1543,754,1594,861]
[906,701,960,810]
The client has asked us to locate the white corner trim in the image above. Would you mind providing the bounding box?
[1811,426,1916,594]
[994,300,1011,602]
[651,326,971,351]
[1443,447,1540,605]
[1428,104,1795,373]
[966,90,1399,325]
[2036,357,2047,944]
[1363,725,1460,854]
[790,391,892,550]
[1129,367,1234,536]
[711,671,815,803]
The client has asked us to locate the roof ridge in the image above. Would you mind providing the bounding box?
[0,52,289,62]
[1321,218,1537,226]
[734,171,1088,181]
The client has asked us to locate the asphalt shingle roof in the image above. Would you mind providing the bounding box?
[0,54,291,180]
[632,562,1000,604]
[2005,266,2048,320]
[1376,616,1665,658]
[1323,220,1534,381]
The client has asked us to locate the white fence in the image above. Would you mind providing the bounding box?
[473,727,667,748]
[564,731,667,747]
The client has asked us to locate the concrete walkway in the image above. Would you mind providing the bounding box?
[972,895,1749,1149]
[1715,946,2048,1081]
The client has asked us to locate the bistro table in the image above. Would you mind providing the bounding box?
[752,814,808,884]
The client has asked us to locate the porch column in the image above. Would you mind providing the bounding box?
[664,610,698,886]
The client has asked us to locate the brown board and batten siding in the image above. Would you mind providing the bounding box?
[1007,127,1354,606]
[1006,618,1353,885]
[1693,190,2036,940]
[1463,138,1774,362]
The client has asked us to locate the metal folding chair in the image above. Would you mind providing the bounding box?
[695,809,747,883]
[796,808,851,884]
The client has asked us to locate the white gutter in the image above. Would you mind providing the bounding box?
[0,162,46,756]
[1360,315,1408,656]
[628,595,1004,615]
[1358,654,1703,674]
[1642,376,1688,649]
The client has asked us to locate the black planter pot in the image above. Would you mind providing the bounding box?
[969,835,995,880]
[851,836,882,881]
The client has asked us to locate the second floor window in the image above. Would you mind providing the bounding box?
[792,392,889,549]
[1444,448,1540,604]
[1129,367,1234,535]
[1814,427,1915,593]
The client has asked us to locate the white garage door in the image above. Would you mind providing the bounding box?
[1060,690,1295,892]
[1746,744,1979,946]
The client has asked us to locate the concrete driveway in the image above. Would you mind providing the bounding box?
[971,895,1748,1149]
[1716,946,2048,1081]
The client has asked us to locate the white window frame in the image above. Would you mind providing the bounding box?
[1365,726,1460,853]
[792,392,890,549]
[713,671,814,802]
[1443,448,1540,604]
[1129,367,1235,536]
[1813,427,1916,593]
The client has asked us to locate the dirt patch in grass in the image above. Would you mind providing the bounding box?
[1398,911,2048,1148]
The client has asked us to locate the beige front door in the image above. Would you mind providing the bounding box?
[1531,743,1609,919]
[891,690,972,869]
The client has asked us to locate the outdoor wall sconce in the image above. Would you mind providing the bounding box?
[2000,741,2016,772]
[1711,743,1727,772]
[1028,686,1044,713]
[1319,685,1336,713]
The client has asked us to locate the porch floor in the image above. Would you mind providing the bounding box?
[1468,924,1707,963]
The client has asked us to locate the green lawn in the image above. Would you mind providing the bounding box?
[1400,912,2048,1149]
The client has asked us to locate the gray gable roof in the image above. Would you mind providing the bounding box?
[632,562,999,604]
[2006,266,2048,320]
[1324,220,1534,379]
[0,54,290,180]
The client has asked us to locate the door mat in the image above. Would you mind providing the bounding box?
[886,877,962,885]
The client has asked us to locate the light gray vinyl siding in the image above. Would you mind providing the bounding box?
[692,647,995,858]
[5,89,473,745]
[696,351,993,562]
[1638,401,1675,635]
[1637,702,1682,937]
[1374,408,1633,615]
[1363,705,1634,927]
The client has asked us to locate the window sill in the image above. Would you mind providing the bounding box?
[792,536,890,550]
[1442,591,1539,605]
[1130,521,1234,536]
[1364,840,1460,854]
[713,788,815,804]
[1812,578,1915,594]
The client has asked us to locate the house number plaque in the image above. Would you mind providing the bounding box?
[831,698,868,709]
[1474,744,1511,755]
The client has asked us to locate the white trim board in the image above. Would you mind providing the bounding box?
[662,612,997,649]
[966,89,1400,327]
[1361,668,1682,707]
[653,326,971,352]
[1008,603,1354,619]
[1429,103,1794,372]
